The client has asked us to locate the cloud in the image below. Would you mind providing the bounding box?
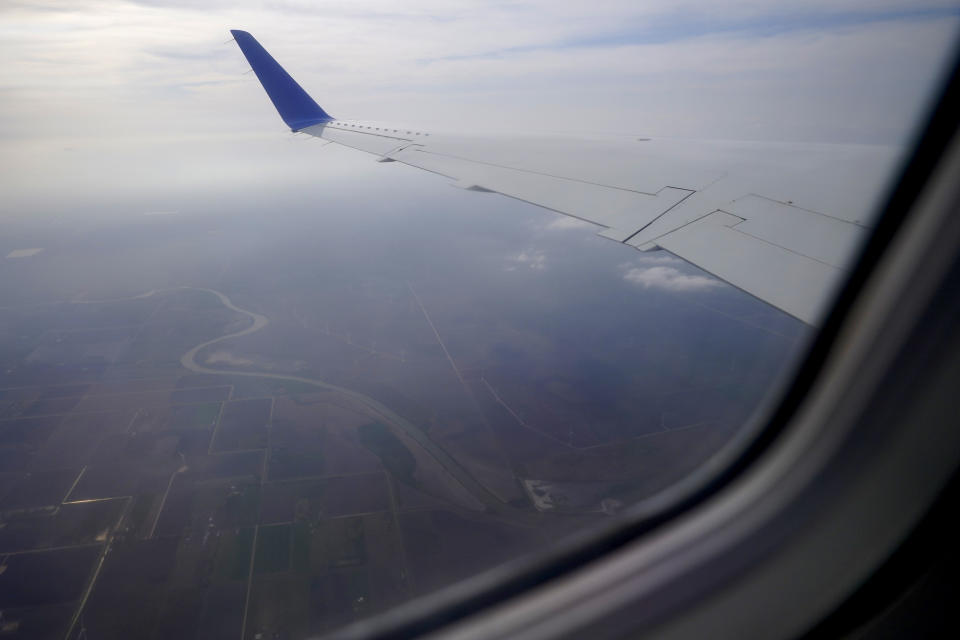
[1,1,956,142]
[508,249,547,271]
[622,265,721,291]
[1,1,957,219]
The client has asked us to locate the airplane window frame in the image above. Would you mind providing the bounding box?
[325,42,960,640]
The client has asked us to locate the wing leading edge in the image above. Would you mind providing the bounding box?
[231,30,897,326]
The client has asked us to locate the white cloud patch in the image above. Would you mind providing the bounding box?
[622,264,722,291]
[507,249,547,271]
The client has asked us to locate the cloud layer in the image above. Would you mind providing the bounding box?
[1,1,956,142]
[1,1,957,219]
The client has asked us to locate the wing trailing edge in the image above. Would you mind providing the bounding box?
[230,30,897,326]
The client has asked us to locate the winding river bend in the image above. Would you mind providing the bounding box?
[179,287,270,374]
[168,287,506,513]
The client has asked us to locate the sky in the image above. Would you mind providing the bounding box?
[0,0,958,221]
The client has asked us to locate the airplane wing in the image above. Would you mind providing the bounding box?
[231,29,898,326]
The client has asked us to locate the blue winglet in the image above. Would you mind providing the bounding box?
[230,30,333,131]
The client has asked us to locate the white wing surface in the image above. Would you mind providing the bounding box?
[232,30,898,325]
